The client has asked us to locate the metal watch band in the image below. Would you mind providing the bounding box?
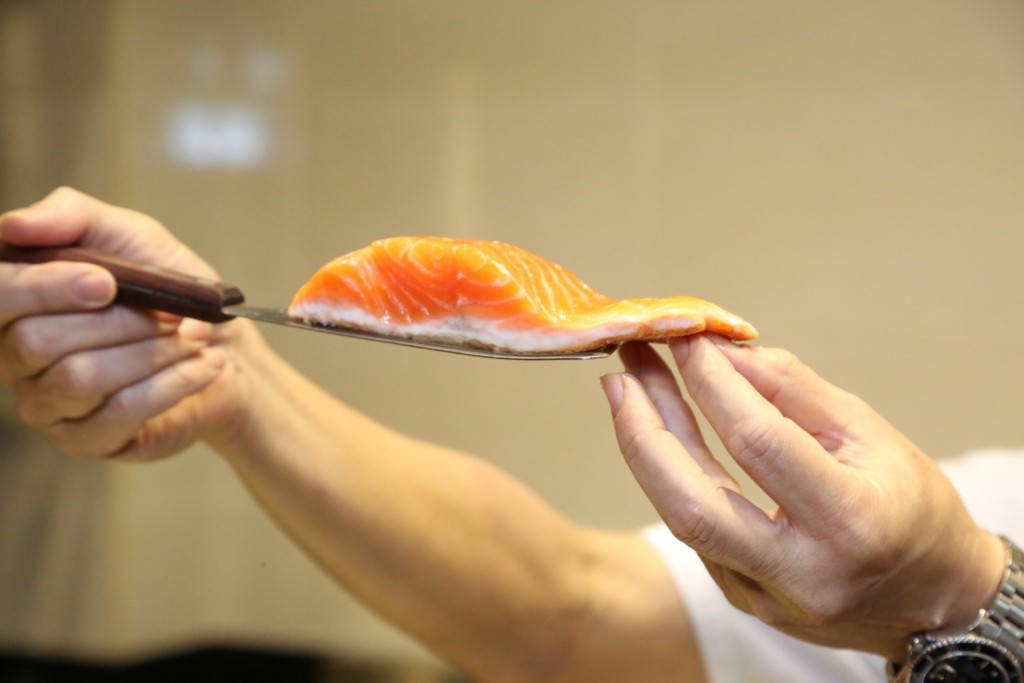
[975,536,1024,661]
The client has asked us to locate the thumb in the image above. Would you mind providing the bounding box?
[0,187,104,247]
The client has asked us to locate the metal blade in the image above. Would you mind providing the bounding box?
[224,305,616,361]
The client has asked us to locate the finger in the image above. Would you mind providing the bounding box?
[0,261,115,328]
[617,342,738,490]
[2,304,181,382]
[0,187,111,249]
[15,321,213,425]
[671,335,844,526]
[45,347,226,460]
[711,338,872,447]
[2,188,215,280]
[602,371,772,568]
[1,187,147,250]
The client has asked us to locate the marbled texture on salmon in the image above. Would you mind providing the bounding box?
[287,237,757,353]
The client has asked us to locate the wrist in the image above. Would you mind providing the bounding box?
[935,530,1007,635]
[205,321,361,469]
[201,321,290,457]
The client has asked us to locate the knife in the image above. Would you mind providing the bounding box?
[0,245,614,361]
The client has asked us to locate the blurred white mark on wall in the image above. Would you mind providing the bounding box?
[164,100,270,169]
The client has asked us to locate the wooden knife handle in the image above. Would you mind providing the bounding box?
[0,244,245,323]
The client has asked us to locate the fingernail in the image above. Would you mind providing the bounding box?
[668,335,695,363]
[72,270,115,306]
[708,334,734,348]
[707,335,750,359]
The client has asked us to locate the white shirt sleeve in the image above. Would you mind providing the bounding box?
[641,447,1024,683]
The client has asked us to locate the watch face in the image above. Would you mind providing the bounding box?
[912,638,1023,683]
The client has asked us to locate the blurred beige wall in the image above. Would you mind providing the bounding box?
[2,0,1022,671]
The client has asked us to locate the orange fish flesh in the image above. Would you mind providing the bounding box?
[287,237,757,353]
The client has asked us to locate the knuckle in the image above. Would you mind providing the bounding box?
[46,185,82,202]
[760,347,808,394]
[3,321,49,377]
[725,415,782,472]
[101,386,137,418]
[666,494,721,552]
[11,355,109,426]
[618,427,727,552]
[618,426,662,467]
[14,259,62,300]
[765,346,803,375]
[46,354,99,396]
[162,356,215,398]
[755,346,809,387]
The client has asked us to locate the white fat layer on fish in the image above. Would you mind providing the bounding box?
[287,300,711,352]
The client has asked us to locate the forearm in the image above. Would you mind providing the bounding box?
[206,329,701,682]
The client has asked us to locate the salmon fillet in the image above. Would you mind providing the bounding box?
[287,237,756,353]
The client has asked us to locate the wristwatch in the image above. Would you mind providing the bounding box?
[889,536,1024,683]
